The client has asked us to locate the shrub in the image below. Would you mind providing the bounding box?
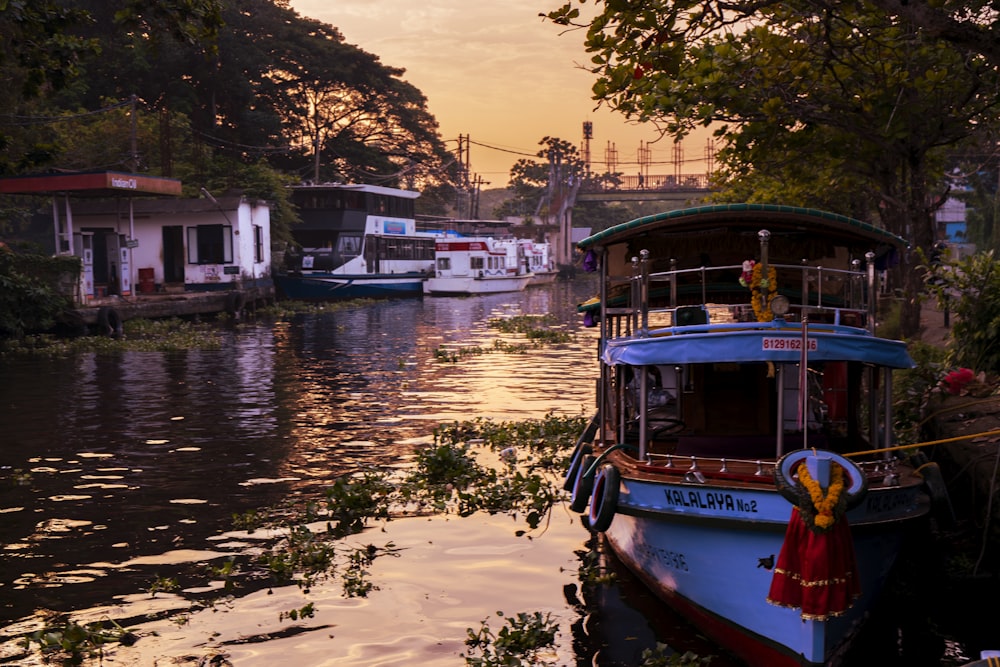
[0,245,80,338]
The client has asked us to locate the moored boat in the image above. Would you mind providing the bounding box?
[274,183,440,300]
[519,239,559,286]
[423,236,533,296]
[566,204,932,666]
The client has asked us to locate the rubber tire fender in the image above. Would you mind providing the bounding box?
[97,306,123,338]
[588,464,620,533]
[226,291,246,316]
[563,442,592,492]
[775,449,868,511]
[569,454,596,514]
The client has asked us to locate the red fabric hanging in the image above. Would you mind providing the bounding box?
[766,507,861,620]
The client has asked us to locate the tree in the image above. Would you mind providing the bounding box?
[546,1,1000,335]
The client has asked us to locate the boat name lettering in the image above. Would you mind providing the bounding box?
[762,337,818,351]
[637,543,689,572]
[864,488,914,514]
[111,177,137,190]
[663,488,758,513]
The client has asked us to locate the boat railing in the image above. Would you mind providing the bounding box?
[604,248,878,337]
[641,451,900,484]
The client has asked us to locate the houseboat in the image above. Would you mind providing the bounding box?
[275,183,440,300]
[566,204,932,666]
[519,239,559,285]
[423,236,534,296]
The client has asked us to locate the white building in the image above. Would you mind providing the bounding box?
[70,194,271,303]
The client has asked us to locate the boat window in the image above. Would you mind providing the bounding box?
[471,257,485,270]
[336,234,362,259]
[437,257,451,271]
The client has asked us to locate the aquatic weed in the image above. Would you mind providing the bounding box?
[463,610,559,667]
[24,616,137,664]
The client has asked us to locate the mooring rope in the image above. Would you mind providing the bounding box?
[845,428,1000,458]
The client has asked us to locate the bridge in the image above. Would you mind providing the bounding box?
[577,173,712,203]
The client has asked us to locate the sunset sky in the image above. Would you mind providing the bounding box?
[288,0,713,184]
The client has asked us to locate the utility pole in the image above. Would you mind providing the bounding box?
[582,121,593,177]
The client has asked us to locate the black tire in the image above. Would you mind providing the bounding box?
[588,464,620,532]
[226,291,246,316]
[569,454,596,514]
[97,306,123,338]
[563,442,593,492]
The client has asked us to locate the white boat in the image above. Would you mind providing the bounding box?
[566,204,934,666]
[274,183,440,300]
[519,239,559,286]
[423,236,533,296]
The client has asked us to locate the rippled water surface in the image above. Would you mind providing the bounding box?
[1,279,680,665]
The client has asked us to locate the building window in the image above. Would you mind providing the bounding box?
[187,224,233,264]
[254,225,264,263]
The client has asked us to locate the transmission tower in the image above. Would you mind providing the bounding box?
[605,141,618,175]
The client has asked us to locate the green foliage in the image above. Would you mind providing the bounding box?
[0,316,225,357]
[925,250,1000,374]
[463,610,559,667]
[24,616,136,664]
[279,602,315,623]
[148,575,180,597]
[639,644,714,667]
[545,0,1000,336]
[322,472,395,533]
[893,341,949,446]
[0,247,78,338]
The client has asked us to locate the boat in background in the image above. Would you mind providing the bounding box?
[274,183,440,300]
[423,236,533,296]
[520,239,559,286]
[565,204,933,666]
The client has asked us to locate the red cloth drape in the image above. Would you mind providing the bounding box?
[766,507,861,620]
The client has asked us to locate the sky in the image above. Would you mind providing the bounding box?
[288,0,713,184]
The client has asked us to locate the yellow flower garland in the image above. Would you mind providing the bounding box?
[751,263,777,322]
[796,462,845,530]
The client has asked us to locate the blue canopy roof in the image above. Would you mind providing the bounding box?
[601,327,914,368]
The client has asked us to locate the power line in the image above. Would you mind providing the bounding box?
[0,99,133,126]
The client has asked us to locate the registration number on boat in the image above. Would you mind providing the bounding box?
[761,337,817,351]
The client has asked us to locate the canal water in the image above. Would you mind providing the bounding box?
[0,277,983,665]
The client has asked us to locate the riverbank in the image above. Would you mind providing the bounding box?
[910,300,1000,660]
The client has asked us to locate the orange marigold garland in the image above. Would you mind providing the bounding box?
[795,462,847,532]
[750,262,777,322]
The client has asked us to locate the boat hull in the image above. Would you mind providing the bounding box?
[423,274,532,296]
[598,470,928,666]
[274,272,426,300]
[527,270,559,286]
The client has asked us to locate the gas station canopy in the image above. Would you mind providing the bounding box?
[0,171,182,197]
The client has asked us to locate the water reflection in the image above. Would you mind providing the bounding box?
[0,280,600,634]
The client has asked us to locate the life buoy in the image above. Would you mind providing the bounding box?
[569,454,596,513]
[775,449,868,511]
[588,464,620,532]
[97,306,123,338]
[226,291,246,316]
[563,442,593,492]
